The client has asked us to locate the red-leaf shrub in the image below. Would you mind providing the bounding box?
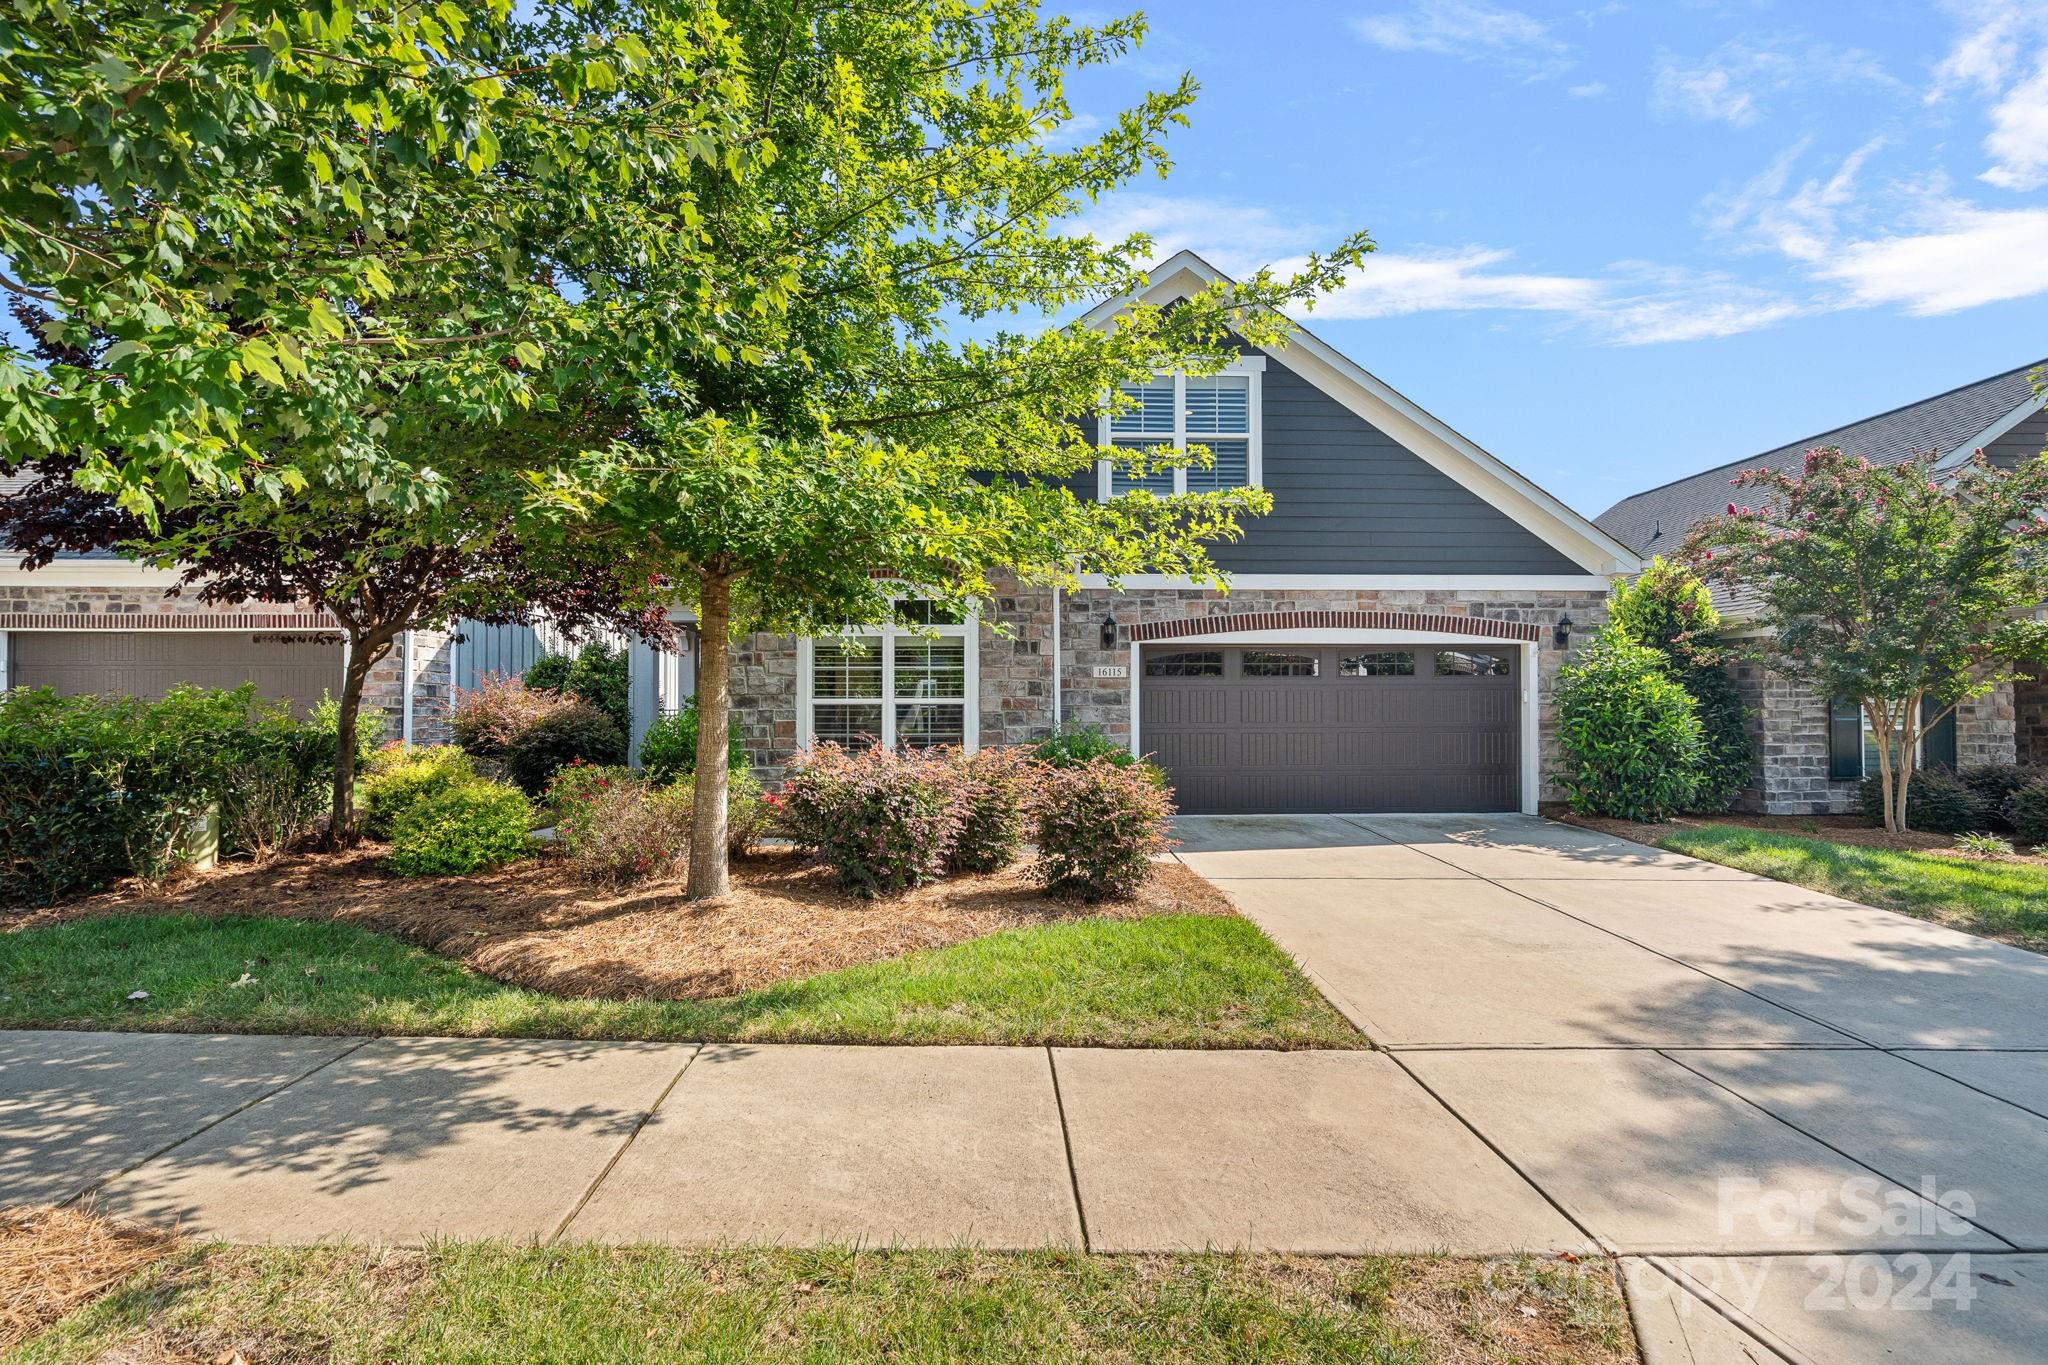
[503,699,627,795]
[778,743,964,897]
[942,745,1040,873]
[1032,757,1175,901]
[548,765,691,884]
[451,673,573,759]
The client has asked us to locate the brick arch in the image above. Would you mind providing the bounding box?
[1127,609,1540,643]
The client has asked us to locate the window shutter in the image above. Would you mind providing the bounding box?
[1921,697,1959,772]
[1827,698,1863,781]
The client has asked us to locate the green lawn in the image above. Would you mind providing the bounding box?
[1657,826,2048,951]
[15,1242,1631,1365]
[0,911,1362,1049]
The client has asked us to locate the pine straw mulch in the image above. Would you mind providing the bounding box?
[1554,808,2048,865]
[0,1206,178,1351]
[8,848,1239,1002]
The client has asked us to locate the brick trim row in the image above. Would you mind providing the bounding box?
[0,611,339,631]
[1127,609,1541,643]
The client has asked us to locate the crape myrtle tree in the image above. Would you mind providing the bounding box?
[1682,446,2048,834]
[0,0,758,516]
[2,398,673,844]
[543,2,1372,899]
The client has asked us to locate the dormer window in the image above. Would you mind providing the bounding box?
[1097,357,1264,500]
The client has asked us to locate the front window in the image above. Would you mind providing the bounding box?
[1100,364,1261,499]
[1860,708,1919,778]
[805,601,972,751]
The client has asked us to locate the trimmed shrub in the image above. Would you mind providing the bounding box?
[1856,768,1989,835]
[639,697,750,785]
[1682,664,1754,814]
[2005,776,2048,847]
[944,745,1038,873]
[450,674,571,759]
[669,767,771,859]
[1964,765,2044,829]
[551,768,690,884]
[543,761,635,826]
[1555,629,1704,822]
[0,685,262,905]
[503,700,627,796]
[219,696,364,860]
[528,643,629,735]
[1032,757,1174,902]
[387,780,534,876]
[778,743,964,896]
[1033,724,1139,770]
[357,745,476,840]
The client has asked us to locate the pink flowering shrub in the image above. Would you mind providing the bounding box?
[1031,757,1175,902]
[778,743,965,896]
[548,763,690,884]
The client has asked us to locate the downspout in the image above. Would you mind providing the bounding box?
[1050,585,1062,733]
[400,629,415,745]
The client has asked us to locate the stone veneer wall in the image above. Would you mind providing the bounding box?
[1741,664,2017,815]
[728,582,1610,797]
[0,582,447,743]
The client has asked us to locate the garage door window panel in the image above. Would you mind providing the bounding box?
[1341,651,1416,678]
[1144,650,1225,678]
[1240,650,1318,678]
[1435,650,1512,677]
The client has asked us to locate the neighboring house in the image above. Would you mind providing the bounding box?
[1596,360,2048,815]
[725,251,1640,814]
[0,251,1640,813]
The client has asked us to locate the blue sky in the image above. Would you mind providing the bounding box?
[1057,0,2048,518]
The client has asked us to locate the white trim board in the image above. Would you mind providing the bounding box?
[1933,389,2048,472]
[1124,628,1542,816]
[0,562,186,587]
[1075,250,1641,579]
[1070,573,1615,591]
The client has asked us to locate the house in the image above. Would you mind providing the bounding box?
[722,251,1639,814]
[0,252,1640,814]
[1595,360,2048,815]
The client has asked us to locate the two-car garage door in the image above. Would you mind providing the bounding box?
[1140,643,1521,814]
[8,631,345,714]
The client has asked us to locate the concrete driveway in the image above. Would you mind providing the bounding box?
[1178,812,2048,1364]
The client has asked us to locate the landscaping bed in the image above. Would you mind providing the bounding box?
[1558,811,2048,953]
[0,853,1359,1050]
[6,1210,1632,1365]
[17,846,1236,1001]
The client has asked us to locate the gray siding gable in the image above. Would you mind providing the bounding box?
[1214,349,1583,575]
[1987,405,2048,471]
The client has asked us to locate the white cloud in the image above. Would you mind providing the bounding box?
[1930,0,2048,191]
[1979,52,2048,190]
[1814,205,2048,314]
[1304,246,1604,318]
[1651,40,1898,127]
[1350,1,1573,79]
[1567,80,1611,98]
[1703,135,1886,261]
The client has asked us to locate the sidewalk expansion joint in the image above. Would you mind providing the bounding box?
[548,1042,703,1245]
[1043,1047,1093,1253]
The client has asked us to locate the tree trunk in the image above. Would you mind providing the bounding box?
[1891,693,1922,836]
[1866,700,1902,835]
[323,632,391,850]
[685,570,734,901]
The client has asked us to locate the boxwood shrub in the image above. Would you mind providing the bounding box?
[387,780,534,876]
[357,746,476,840]
[2004,776,2048,847]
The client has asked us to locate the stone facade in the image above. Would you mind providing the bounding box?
[731,583,1609,800]
[1735,661,2018,814]
[0,583,454,745]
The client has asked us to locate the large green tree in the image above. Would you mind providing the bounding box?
[1684,447,2048,833]
[1,0,752,515]
[542,2,1370,898]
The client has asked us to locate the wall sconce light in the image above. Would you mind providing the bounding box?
[1553,614,1574,650]
[1100,615,1119,650]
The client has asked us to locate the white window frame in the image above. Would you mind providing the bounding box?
[1096,356,1265,501]
[797,603,979,752]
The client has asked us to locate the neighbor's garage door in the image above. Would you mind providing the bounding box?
[9,631,345,714]
[1140,644,1520,814]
